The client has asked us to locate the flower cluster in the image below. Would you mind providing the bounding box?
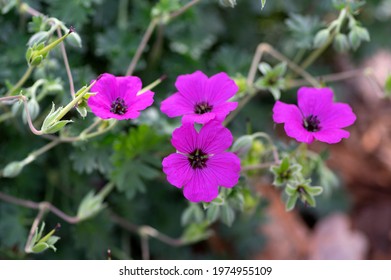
[161,71,241,202]
[86,72,356,204]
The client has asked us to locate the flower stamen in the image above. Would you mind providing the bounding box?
[188,149,208,169]
[110,97,128,115]
[194,102,213,114]
[303,114,321,132]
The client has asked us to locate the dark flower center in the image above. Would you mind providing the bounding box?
[188,149,208,169]
[303,114,321,132]
[110,97,128,115]
[194,102,213,114]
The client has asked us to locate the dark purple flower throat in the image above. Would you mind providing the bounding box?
[194,102,213,114]
[303,114,321,132]
[188,149,208,169]
[110,97,128,115]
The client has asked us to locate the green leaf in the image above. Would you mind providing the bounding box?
[286,193,298,211]
[306,186,323,196]
[181,204,205,226]
[303,192,316,207]
[258,62,272,75]
[221,205,235,227]
[206,204,220,223]
[31,242,50,253]
[181,222,212,244]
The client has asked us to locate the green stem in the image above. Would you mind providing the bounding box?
[5,67,35,96]
[125,19,158,76]
[300,8,347,70]
[138,75,167,95]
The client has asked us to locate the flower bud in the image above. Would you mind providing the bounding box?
[220,0,237,8]
[2,161,24,178]
[231,135,253,157]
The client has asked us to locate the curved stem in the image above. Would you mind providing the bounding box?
[0,191,80,224]
[56,27,75,99]
[247,43,320,87]
[110,213,185,247]
[5,67,35,96]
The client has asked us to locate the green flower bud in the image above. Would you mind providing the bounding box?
[22,98,40,123]
[220,0,237,8]
[231,135,254,157]
[2,161,25,178]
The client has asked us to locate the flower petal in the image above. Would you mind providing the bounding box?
[297,87,334,117]
[182,112,216,124]
[205,152,241,188]
[273,100,315,143]
[318,103,356,129]
[128,90,154,112]
[90,73,117,103]
[171,123,198,153]
[162,153,193,188]
[175,71,208,103]
[160,92,194,118]
[116,76,142,100]
[183,169,219,203]
[284,122,315,144]
[212,102,238,122]
[313,128,350,144]
[205,72,238,105]
[197,121,233,154]
[273,101,302,124]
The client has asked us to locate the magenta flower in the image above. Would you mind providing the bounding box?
[160,71,238,124]
[162,122,241,203]
[87,73,154,120]
[273,87,356,144]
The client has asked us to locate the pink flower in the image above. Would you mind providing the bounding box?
[273,87,356,144]
[87,73,154,120]
[160,71,238,124]
[162,122,241,203]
